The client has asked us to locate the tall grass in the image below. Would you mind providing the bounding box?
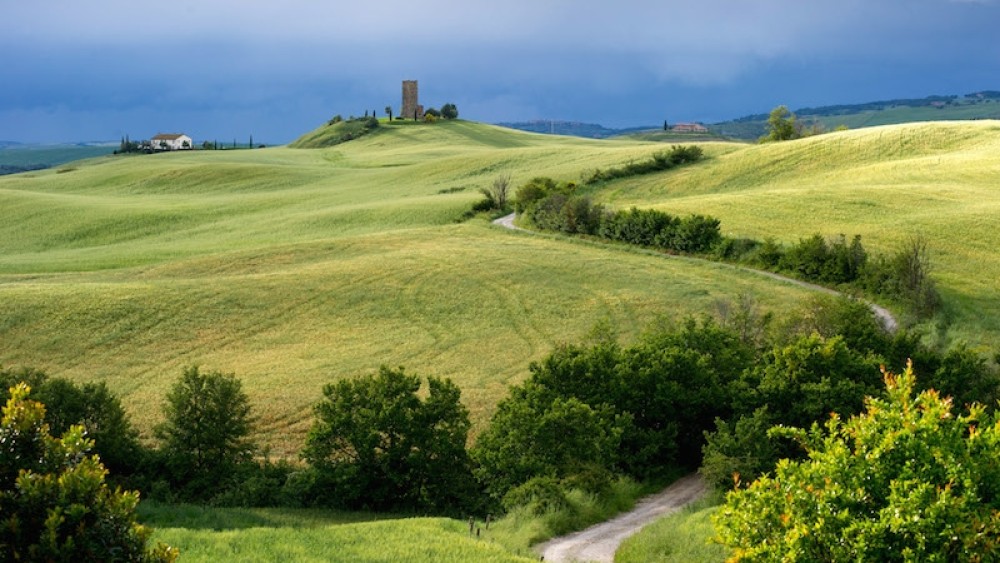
[614,494,727,563]
[138,503,535,562]
[484,477,653,556]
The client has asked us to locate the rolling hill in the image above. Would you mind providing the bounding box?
[709,91,1000,139]
[2,118,999,458]
[0,120,820,455]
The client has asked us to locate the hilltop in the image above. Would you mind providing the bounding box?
[0,120,818,455]
[710,91,1000,139]
[2,118,999,457]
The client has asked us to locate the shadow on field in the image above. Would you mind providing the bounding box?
[137,502,395,531]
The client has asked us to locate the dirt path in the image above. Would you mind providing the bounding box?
[535,474,708,563]
[492,213,898,333]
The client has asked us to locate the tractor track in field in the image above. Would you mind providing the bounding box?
[492,213,897,333]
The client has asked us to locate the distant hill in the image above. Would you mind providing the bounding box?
[496,120,655,139]
[0,143,116,175]
[710,90,1000,139]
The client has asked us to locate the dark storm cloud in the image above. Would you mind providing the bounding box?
[2,0,998,142]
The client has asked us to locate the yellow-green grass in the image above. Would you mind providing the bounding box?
[0,120,858,454]
[139,503,534,562]
[615,498,725,563]
[598,120,1000,351]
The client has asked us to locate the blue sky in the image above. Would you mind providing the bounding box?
[2,0,998,143]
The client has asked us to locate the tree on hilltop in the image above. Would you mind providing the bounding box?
[441,103,459,119]
[762,105,798,142]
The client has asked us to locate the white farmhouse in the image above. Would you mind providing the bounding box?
[151,133,193,151]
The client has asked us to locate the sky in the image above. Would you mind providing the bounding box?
[2,0,999,144]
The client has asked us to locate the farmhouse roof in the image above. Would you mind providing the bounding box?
[151,133,187,140]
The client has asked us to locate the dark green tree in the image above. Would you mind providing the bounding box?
[471,381,627,501]
[762,105,798,142]
[441,103,459,119]
[155,367,255,490]
[0,384,177,562]
[0,367,143,477]
[303,366,478,513]
[385,105,393,121]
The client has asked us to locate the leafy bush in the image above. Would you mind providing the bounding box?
[0,367,144,478]
[472,381,627,501]
[586,145,704,183]
[861,234,941,316]
[715,363,1000,561]
[513,177,557,213]
[519,182,723,255]
[501,476,569,514]
[0,384,177,562]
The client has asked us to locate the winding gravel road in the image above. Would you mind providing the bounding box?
[535,474,708,563]
[492,213,897,332]
[490,213,898,561]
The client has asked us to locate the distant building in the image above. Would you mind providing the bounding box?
[671,123,709,133]
[400,80,424,121]
[151,133,193,151]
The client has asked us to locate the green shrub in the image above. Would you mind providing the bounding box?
[0,384,177,562]
[715,363,1000,560]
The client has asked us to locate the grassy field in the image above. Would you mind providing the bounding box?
[139,503,535,562]
[5,117,1000,561]
[3,119,999,457]
[597,120,1000,352]
[615,496,726,563]
[0,120,819,455]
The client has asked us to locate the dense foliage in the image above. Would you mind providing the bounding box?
[715,363,1000,561]
[517,178,722,254]
[303,366,478,513]
[154,367,256,499]
[0,366,143,477]
[585,145,703,183]
[515,169,941,317]
[0,384,177,561]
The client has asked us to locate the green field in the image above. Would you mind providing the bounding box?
[139,503,535,562]
[0,120,820,454]
[598,120,1000,351]
[3,119,999,456]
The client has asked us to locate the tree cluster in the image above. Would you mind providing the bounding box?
[470,294,998,514]
[515,178,722,254]
[513,171,941,317]
[585,145,703,184]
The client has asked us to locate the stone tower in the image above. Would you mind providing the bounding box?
[401,80,424,120]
